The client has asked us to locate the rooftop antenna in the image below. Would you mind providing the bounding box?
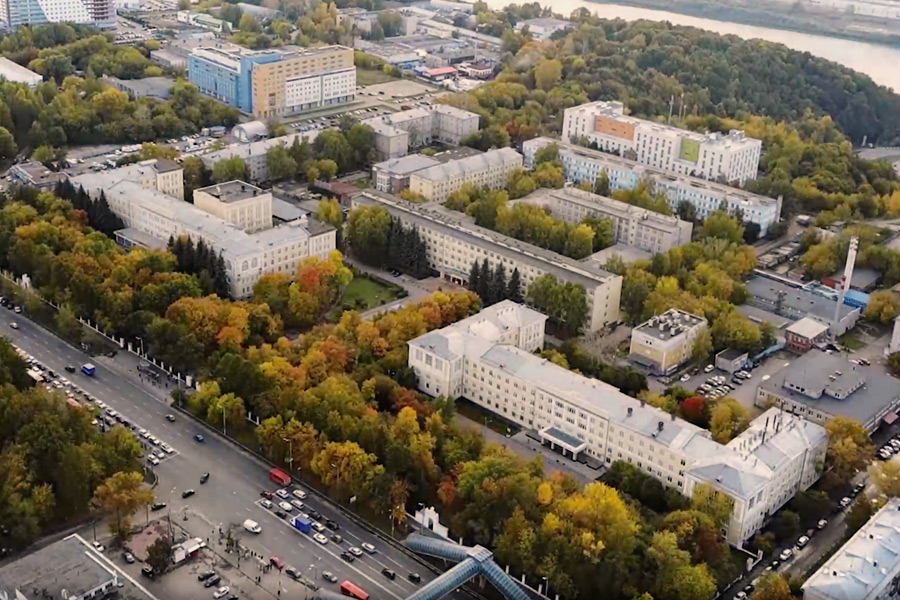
[832,236,858,339]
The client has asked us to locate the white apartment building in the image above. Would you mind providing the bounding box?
[562,101,762,185]
[200,130,320,182]
[409,147,523,202]
[409,302,827,547]
[629,309,708,375]
[70,167,335,298]
[372,154,441,194]
[363,104,480,159]
[0,57,42,87]
[194,181,273,233]
[523,138,782,235]
[354,191,621,332]
[517,187,693,255]
[803,498,900,600]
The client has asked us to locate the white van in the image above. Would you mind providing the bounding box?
[243,519,261,534]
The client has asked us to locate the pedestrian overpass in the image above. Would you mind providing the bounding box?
[314,533,531,600]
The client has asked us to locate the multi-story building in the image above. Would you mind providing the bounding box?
[803,498,900,600]
[372,154,441,194]
[756,349,900,433]
[200,130,320,182]
[188,44,355,118]
[517,187,693,255]
[354,191,621,332]
[0,57,41,86]
[523,138,782,235]
[9,160,65,190]
[745,275,860,337]
[194,181,273,233]
[784,317,830,354]
[629,309,708,375]
[409,301,827,547]
[0,0,114,28]
[409,147,522,202]
[562,101,762,185]
[363,104,480,159]
[70,164,336,298]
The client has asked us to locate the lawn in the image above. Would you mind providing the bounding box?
[331,275,403,318]
[838,333,865,350]
[356,68,398,86]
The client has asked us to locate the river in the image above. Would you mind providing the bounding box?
[479,0,900,91]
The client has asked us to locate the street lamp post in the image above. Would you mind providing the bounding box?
[136,336,144,356]
[283,437,293,473]
[543,576,550,600]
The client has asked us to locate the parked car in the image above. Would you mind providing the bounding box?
[779,548,793,561]
[198,571,216,581]
[204,575,221,587]
[797,535,810,549]
[213,586,230,599]
[840,496,853,509]
[817,519,828,530]
[123,552,135,564]
[704,364,714,373]
[322,571,338,583]
[182,489,195,499]
[270,556,285,571]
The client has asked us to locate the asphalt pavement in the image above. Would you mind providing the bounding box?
[0,311,468,600]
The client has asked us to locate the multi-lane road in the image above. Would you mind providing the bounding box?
[0,310,467,600]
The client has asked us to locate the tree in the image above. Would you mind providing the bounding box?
[92,471,154,541]
[770,510,801,542]
[146,536,172,574]
[691,482,734,530]
[534,58,562,91]
[709,397,749,443]
[311,441,384,502]
[699,212,744,244]
[647,530,717,600]
[825,417,873,483]
[507,268,523,303]
[55,303,82,342]
[751,574,793,600]
[316,158,338,181]
[347,205,391,266]
[0,126,16,159]
[212,157,249,183]
[871,460,900,498]
[865,290,900,323]
[265,145,297,181]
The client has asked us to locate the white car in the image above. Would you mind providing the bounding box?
[314,533,328,545]
[348,546,363,557]
[291,500,304,511]
[148,455,160,465]
[779,548,793,561]
[275,489,290,500]
[279,501,293,512]
[91,540,105,553]
[260,499,273,509]
[679,374,690,382]
[243,519,261,533]
[361,542,376,554]
[311,521,325,532]
[292,489,307,500]
[213,586,230,599]
[704,365,715,373]
[141,430,151,439]
[797,535,810,549]
[161,443,174,454]
[840,496,853,509]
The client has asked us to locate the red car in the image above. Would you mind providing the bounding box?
[260,490,274,500]
[270,556,285,571]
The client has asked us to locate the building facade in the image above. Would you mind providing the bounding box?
[363,104,480,159]
[518,187,693,255]
[803,498,900,600]
[784,317,830,354]
[562,101,762,185]
[756,349,900,432]
[409,147,523,202]
[629,309,708,375]
[200,130,320,182]
[194,181,273,232]
[0,0,114,29]
[372,154,441,194]
[409,302,827,548]
[70,164,336,298]
[354,191,622,332]
[523,137,782,235]
[188,44,355,117]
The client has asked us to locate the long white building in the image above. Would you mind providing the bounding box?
[523,138,782,235]
[516,187,693,255]
[409,147,523,202]
[70,163,335,298]
[200,130,320,183]
[409,301,828,547]
[562,101,762,185]
[363,104,480,159]
[354,191,621,332]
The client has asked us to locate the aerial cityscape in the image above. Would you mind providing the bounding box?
[1,0,900,599]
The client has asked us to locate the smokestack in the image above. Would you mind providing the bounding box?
[833,236,858,338]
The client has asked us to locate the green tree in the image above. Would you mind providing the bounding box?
[212,157,249,183]
[0,126,17,158]
[709,397,749,443]
[534,58,562,91]
[146,536,172,574]
[750,574,793,600]
[347,205,391,266]
[871,460,900,498]
[647,530,717,600]
[92,471,154,541]
[691,482,734,530]
[865,290,900,323]
[55,303,82,342]
[265,145,298,181]
[825,416,873,483]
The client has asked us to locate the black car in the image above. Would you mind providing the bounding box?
[275,509,287,519]
[141,566,155,578]
[150,502,167,511]
[382,568,396,580]
[331,534,343,544]
[325,519,339,531]
[308,509,322,520]
[408,573,421,583]
[200,472,210,484]
[204,575,221,587]
[182,489,195,499]
[65,365,76,373]
[340,552,355,563]
[194,434,205,443]
[198,571,216,581]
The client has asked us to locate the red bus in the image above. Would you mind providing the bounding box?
[340,581,369,600]
[268,468,291,486]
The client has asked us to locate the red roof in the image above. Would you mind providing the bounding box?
[426,66,458,76]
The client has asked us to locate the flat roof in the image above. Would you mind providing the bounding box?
[0,56,42,84]
[412,147,521,182]
[373,154,441,176]
[786,316,830,339]
[758,349,900,425]
[804,498,900,600]
[717,348,748,361]
[634,309,706,340]
[196,180,268,203]
[746,274,859,323]
[115,227,169,250]
[271,197,304,222]
[0,535,115,598]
